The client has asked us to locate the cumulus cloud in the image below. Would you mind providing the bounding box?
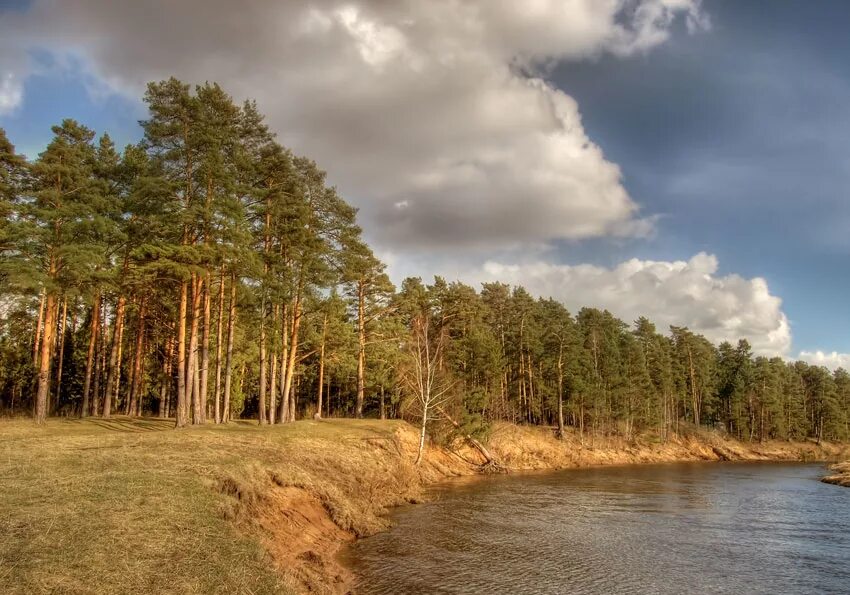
[0,73,23,115]
[797,351,850,371]
[8,1,797,359]
[0,47,27,116]
[472,252,791,356]
[0,0,704,251]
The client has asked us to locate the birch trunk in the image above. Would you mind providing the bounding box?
[415,406,428,466]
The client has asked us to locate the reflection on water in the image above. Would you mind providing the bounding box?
[347,463,850,594]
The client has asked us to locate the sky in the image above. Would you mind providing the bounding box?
[1,0,848,368]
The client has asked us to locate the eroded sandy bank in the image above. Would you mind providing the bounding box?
[218,422,847,594]
[822,461,850,487]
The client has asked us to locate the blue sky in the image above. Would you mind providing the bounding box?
[0,0,847,363]
[551,0,850,355]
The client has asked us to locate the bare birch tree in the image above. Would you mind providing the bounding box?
[404,313,452,466]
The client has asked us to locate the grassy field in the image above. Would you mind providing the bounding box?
[0,417,428,595]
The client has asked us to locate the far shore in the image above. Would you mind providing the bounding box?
[822,461,850,487]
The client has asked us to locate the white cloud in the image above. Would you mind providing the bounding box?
[0,47,27,116]
[9,1,803,359]
[0,0,704,252]
[797,351,850,371]
[471,252,791,356]
[0,72,23,115]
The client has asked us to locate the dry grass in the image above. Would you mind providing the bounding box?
[2,417,846,594]
[0,417,471,595]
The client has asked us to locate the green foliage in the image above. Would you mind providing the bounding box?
[0,81,847,443]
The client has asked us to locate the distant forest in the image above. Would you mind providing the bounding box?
[1,79,847,443]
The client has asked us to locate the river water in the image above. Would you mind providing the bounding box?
[347,463,850,594]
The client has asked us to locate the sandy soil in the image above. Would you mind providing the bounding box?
[822,461,850,487]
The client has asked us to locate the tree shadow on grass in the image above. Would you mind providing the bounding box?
[70,416,174,433]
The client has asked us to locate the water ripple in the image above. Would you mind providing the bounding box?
[348,463,850,594]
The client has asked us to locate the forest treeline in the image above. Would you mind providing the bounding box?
[0,79,848,442]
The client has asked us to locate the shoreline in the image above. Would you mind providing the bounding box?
[240,422,848,594]
[822,461,850,487]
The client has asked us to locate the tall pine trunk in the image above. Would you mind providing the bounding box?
[34,292,58,424]
[214,270,225,424]
[278,304,290,423]
[103,295,126,419]
[192,350,200,423]
[135,351,146,417]
[33,289,46,366]
[269,340,278,423]
[258,204,271,425]
[127,299,147,416]
[316,313,326,419]
[258,296,268,425]
[557,343,565,440]
[222,274,237,423]
[280,297,302,423]
[159,337,173,418]
[81,293,101,418]
[269,305,279,424]
[356,279,366,418]
[53,298,68,414]
[92,304,106,417]
[175,282,189,427]
[198,273,211,424]
[188,275,203,424]
[687,345,700,426]
[177,116,194,425]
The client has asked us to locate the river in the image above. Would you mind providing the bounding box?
[346,462,850,594]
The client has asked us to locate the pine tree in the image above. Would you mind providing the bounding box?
[1,81,848,443]
[539,299,576,438]
[670,326,716,428]
[15,120,103,423]
[343,241,394,418]
[0,129,27,260]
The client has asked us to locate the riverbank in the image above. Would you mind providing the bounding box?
[1,418,846,594]
[823,461,850,486]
